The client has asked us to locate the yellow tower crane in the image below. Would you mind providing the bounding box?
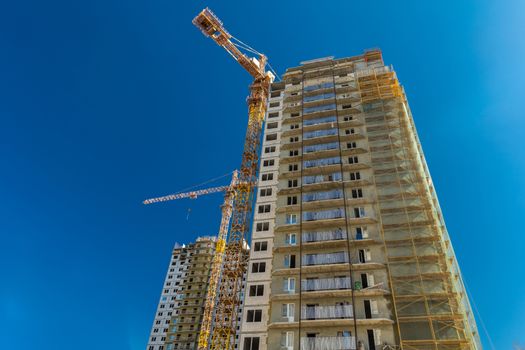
[191,8,274,350]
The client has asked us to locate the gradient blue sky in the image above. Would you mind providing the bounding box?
[1,0,524,349]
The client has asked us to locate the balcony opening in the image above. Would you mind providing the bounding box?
[284,254,296,268]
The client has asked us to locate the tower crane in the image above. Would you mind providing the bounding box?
[192,8,274,350]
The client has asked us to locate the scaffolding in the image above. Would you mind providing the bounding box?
[358,58,481,349]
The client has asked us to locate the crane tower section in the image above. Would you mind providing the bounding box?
[193,8,274,350]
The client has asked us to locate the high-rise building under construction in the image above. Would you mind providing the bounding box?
[146,237,218,350]
[239,49,481,350]
[146,236,248,350]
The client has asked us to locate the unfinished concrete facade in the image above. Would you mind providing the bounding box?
[239,49,481,350]
[147,243,187,350]
[147,237,217,350]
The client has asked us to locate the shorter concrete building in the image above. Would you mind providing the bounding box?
[147,237,249,350]
[146,237,217,350]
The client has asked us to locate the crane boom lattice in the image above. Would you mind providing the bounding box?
[143,186,230,204]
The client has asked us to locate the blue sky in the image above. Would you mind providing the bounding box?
[0,0,523,349]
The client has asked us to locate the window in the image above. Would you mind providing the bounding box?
[243,337,260,350]
[287,196,298,205]
[261,173,274,181]
[289,150,299,157]
[283,277,295,292]
[343,116,353,121]
[349,172,361,181]
[286,214,298,225]
[252,262,266,273]
[249,285,264,297]
[281,331,294,347]
[267,122,278,129]
[345,128,355,135]
[355,226,368,239]
[263,159,275,167]
[288,164,299,172]
[359,249,372,263]
[284,254,296,268]
[266,134,277,141]
[270,91,281,98]
[290,136,299,143]
[291,112,300,117]
[246,309,262,322]
[347,141,357,149]
[260,188,272,197]
[264,146,276,153]
[342,104,352,109]
[255,222,269,232]
[290,124,300,130]
[348,156,359,164]
[254,241,268,251]
[354,207,366,218]
[288,179,298,188]
[258,204,271,213]
[281,304,295,318]
[269,102,280,108]
[268,112,279,119]
[285,233,297,245]
[372,329,382,345]
[351,189,363,198]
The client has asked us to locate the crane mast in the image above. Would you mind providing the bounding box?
[193,8,273,350]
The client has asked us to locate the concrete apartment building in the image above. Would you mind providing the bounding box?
[239,49,481,350]
[147,237,217,350]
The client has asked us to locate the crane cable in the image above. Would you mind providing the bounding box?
[168,170,235,196]
[231,36,281,81]
[462,278,496,350]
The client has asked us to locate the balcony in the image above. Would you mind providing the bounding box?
[302,229,346,243]
[303,82,334,93]
[303,142,339,158]
[303,115,337,128]
[301,209,346,230]
[301,336,356,350]
[303,189,343,202]
[302,208,344,222]
[303,92,335,103]
[303,103,337,116]
[302,173,343,191]
[302,277,352,292]
[303,128,338,141]
[303,157,341,170]
[302,251,349,266]
[301,305,353,320]
[304,141,339,154]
